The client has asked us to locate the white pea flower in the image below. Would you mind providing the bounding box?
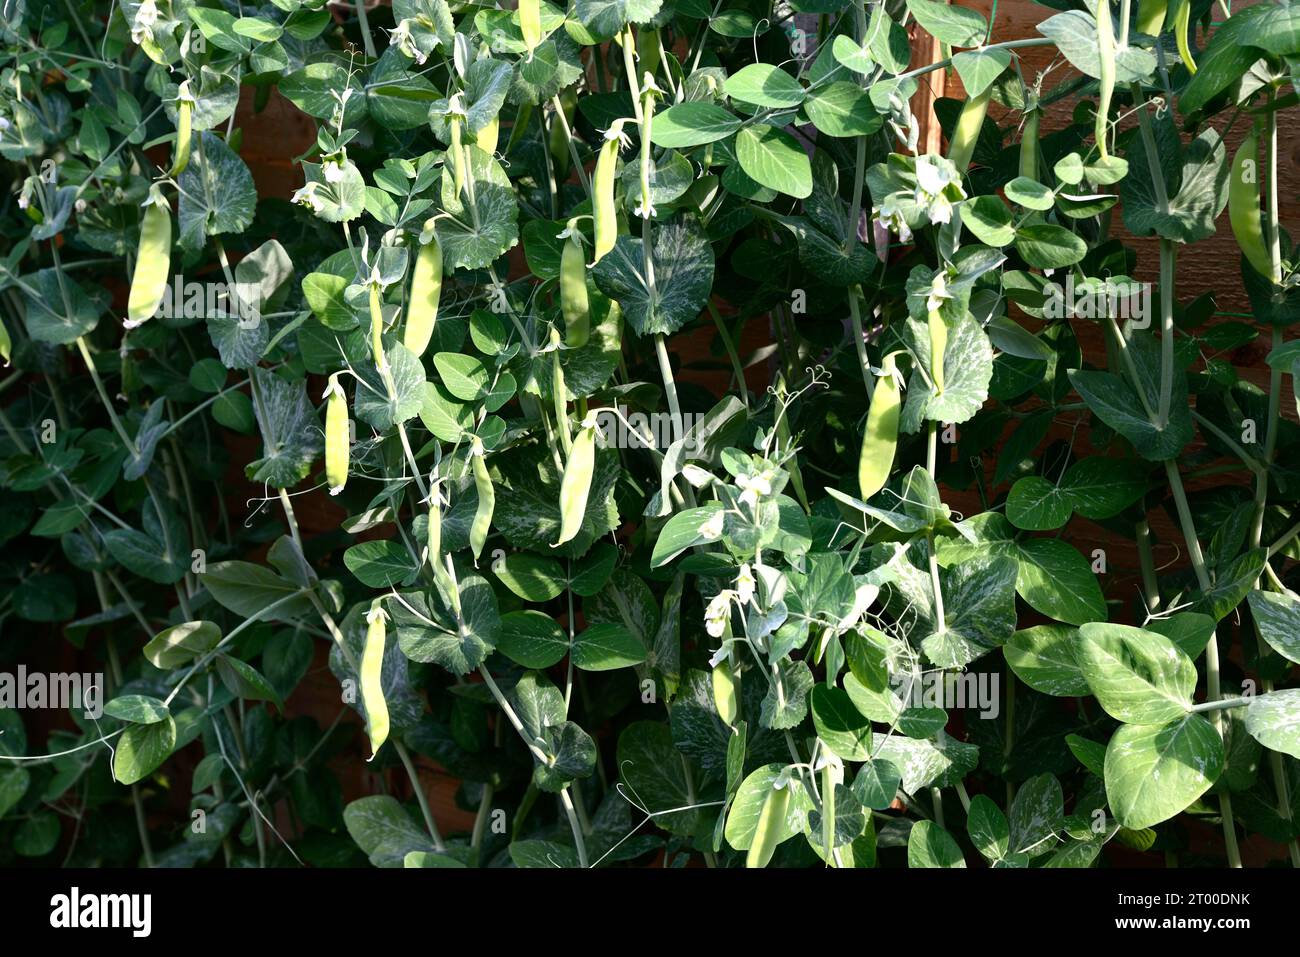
[389,19,427,64]
[926,272,951,314]
[872,193,912,244]
[913,154,966,226]
[0,116,10,142]
[633,199,657,220]
[735,563,755,605]
[737,470,773,508]
[697,509,725,541]
[132,0,159,44]
[603,122,633,150]
[705,589,735,638]
[291,181,325,213]
[322,154,347,183]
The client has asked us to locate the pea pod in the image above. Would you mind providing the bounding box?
[469,436,495,564]
[946,86,990,174]
[0,315,10,366]
[1173,0,1197,74]
[560,227,591,348]
[520,0,542,57]
[475,115,499,155]
[169,81,194,178]
[712,659,738,727]
[368,281,386,370]
[553,414,598,547]
[858,353,902,501]
[928,310,947,393]
[1095,0,1115,160]
[592,120,630,264]
[404,228,442,357]
[746,781,791,868]
[125,188,172,329]
[1229,125,1276,281]
[1019,103,1040,181]
[323,373,349,496]
[1136,0,1167,35]
[821,758,840,863]
[361,600,390,761]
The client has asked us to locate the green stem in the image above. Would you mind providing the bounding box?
[394,740,446,851]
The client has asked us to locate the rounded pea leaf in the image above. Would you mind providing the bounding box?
[1004,625,1089,697]
[735,125,812,199]
[907,819,966,868]
[113,716,178,786]
[1244,690,1300,759]
[1015,224,1087,268]
[571,622,645,671]
[724,64,805,108]
[1075,623,1196,724]
[1104,715,1224,829]
[497,610,569,668]
[650,102,742,147]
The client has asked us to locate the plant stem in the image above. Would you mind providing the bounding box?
[394,740,446,851]
[354,0,376,57]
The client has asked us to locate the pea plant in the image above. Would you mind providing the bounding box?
[0,0,1298,870]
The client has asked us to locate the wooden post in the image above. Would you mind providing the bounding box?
[908,19,947,154]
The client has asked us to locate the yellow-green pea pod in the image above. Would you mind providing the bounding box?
[928,309,947,393]
[361,600,390,761]
[712,659,738,727]
[169,82,194,178]
[553,415,597,547]
[1136,0,1167,35]
[0,315,10,366]
[746,782,791,869]
[561,230,591,347]
[1019,105,1040,181]
[520,0,542,57]
[946,86,990,174]
[469,436,495,564]
[324,374,350,496]
[125,189,172,329]
[368,282,386,369]
[1095,0,1115,161]
[475,115,499,155]
[426,478,443,569]
[449,114,467,198]
[1229,126,1276,281]
[1173,0,1197,74]
[404,231,442,357]
[550,329,572,455]
[592,120,629,264]
[821,759,838,863]
[859,353,902,502]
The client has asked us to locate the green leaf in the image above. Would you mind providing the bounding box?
[618,721,701,835]
[922,313,994,424]
[143,620,222,670]
[202,561,312,620]
[344,540,417,588]
[906,0,986,47]
[1037,10,1156,82]
[650,102,742,148]
[1245,690,1300,759]
[20,269,108,344]
[967,794,1011,864]
[811,684,873,761]
[571,0,662,39]
[735,125,812,199]
[1121,122,1228,244]
[433,352,490,401]
[344,795,435,867]
[496,553,565,601]
[1014,224,1087,269]
[591,219,714,337]
[725,64,805,108]
[920,554,1017,669]
[804,82,883,137]
[908,820,966,867]
[246,367,323,488]
[1075,623,1196,724]
[850,758,901,810]
[1247,590,1300,664]
[725,764,808,851]
[1059,457,1149,519]
[497,610,569,668]
[651,504,722,568]
[952,48,1010,96]
[572,622,645,671]
[1005,625,1089,697]
[1069,367,1192,461]
[104,694,169,724]
[436,145,519,270]
[760,659,815,729]
[177,133,256,251]
[113,716,177,785]
[1009,773,1063,857]
[961,195,1015,247]
[1104,715,1224,829]
[1006,476,1072,530]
